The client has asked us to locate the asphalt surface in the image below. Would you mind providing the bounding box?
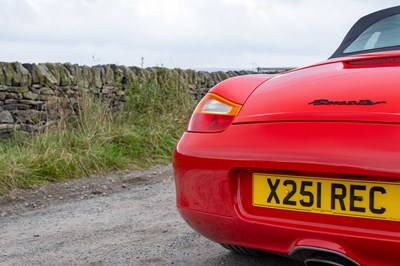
[0,165,303,266]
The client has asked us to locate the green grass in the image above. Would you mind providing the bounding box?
[0,68,195,194]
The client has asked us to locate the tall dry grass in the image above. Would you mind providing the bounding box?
[0,68,194,194]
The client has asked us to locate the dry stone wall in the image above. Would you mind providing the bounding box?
[0,62,254,137]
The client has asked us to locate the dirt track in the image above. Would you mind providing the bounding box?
[0,165,302,265]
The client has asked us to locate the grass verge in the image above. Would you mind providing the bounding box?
[0,68,195,194]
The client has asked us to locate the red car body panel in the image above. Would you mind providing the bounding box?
[207,74,275,104]
[174,6,400,265]
[174,120,400,265]
[237,58,399,124]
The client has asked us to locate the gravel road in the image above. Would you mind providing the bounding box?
[0,165,303,266]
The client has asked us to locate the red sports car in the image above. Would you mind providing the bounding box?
[174,6,400,266]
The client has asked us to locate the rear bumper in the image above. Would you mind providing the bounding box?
[174,122,400,265]
[178,206,400,266]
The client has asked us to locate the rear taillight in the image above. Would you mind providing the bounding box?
[188,93,242,133]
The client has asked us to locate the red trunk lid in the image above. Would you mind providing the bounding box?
[235,55,400,124]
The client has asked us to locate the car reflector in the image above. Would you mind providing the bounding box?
[188,93,242,132]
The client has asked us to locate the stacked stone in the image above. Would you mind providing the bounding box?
[0,62,128,137]
[0,62,256,137]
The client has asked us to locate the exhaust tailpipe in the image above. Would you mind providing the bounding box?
[290,246,359,266]
[304,254,354,266]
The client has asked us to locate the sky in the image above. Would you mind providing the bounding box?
[0,0,399,70]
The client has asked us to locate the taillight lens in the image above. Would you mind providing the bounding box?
[188,93,242,133]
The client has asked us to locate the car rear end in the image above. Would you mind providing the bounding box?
[174,55,400,265]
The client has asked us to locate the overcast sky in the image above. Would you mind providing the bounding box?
[0,0,399,70]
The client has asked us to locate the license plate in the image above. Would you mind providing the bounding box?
[253,173,400,221]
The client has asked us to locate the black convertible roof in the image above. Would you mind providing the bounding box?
[330,5,400,58]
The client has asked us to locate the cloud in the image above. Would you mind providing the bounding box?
[0,0,398,68]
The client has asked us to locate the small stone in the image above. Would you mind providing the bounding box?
[22,91,39,100]
[39,87,54,95]
[36,64,58,85]
[121,184,127,188]
[34,234,39,238]
[4,99,16,104]
[32,84,42,89]
[2,104,17,110]
[0,111,13,123]
[19,100,42,106]
[16,104,30,110]
[5,92,18,99]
